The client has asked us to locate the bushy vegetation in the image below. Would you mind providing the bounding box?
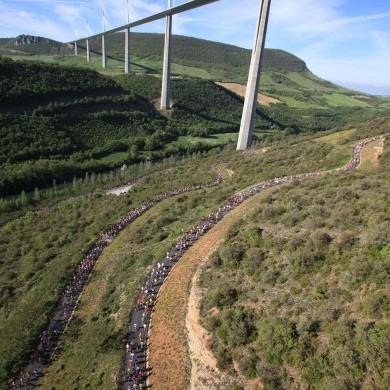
[199,137,390,389]
[1,29,389,390]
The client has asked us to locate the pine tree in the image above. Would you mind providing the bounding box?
[85,172,90,187]
[72,176,78,192]
[33,187,40,201]
[130,144,138,159]
[20,190,28,206]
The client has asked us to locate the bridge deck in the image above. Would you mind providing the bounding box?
[74,0,220,42]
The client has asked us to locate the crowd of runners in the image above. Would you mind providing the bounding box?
[10,135,388,389]
[11,160,227,389]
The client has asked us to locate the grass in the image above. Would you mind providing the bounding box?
[324,92,372,107]
[286,72,332,90]
[274,95,323,109]
[359,138,384,171]
[171,63,225,79]
[4,53,223,80]
[314,129,358,169]
[259,72,277,86]
[315,128,356,145]
[95,151,129,164]
[165,131,276,149]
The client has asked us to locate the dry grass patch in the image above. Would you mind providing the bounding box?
[359,137,384,170]
[216,82,281,106]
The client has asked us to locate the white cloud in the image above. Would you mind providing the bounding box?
[0,4,69,40]
[55,4,86,26]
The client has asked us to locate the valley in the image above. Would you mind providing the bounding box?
[0,31,389,390]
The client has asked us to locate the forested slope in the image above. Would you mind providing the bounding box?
[0,57,118,106]
[1,58,389,199]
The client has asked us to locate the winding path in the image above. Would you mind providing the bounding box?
[11,161,227,389]
[11,133,389,389]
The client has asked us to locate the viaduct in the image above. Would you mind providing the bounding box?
[71,0,272,150]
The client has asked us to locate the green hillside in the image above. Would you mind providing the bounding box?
[0,33,307,74]
[0,59,270,197]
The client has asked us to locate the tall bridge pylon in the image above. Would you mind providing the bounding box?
[72,0,219,105]
[237,0,272,150]
[161,0,173,110]
[71,0,272,151]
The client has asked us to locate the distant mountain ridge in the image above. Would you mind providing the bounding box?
[0,32,308,74]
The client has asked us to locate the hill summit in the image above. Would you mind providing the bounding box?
[14,34,50,46]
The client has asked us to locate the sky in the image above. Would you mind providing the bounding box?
[0,0,389,95]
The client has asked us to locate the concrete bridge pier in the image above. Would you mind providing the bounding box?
[86,38,91,62]
[125,28,130,74]
[237,0,272,150]
[102,34,107,68]
[74,42,78,56]
[161,0,172,110]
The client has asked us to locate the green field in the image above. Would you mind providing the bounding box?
[95,151,130,164]
[324,92,372,107]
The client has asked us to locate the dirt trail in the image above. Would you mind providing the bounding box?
[148,189,277,390]
[187,257,229,390]
[216,82,281,106]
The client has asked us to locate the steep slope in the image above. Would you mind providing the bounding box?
[199,139,390,389]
